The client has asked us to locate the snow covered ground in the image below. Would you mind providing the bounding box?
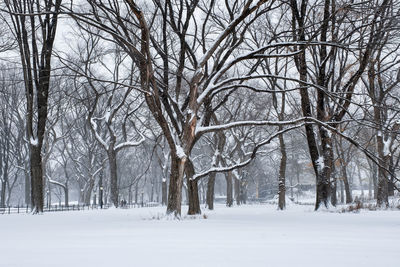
[1,204,399,267]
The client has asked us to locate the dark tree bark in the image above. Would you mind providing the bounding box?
[278,132,287,210]
[206,129,226,210]
[234,177,240,206]
[5,0,62,213]
[226,171,233,207]
[206,173,216,210]
[185,159,201,215]
[108,149,119,207]
[342,164,353,204]
[330,163,337,206]
[166,156,185,216]
[290,0,391,210]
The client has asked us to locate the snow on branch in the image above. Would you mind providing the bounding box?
[114,131,146,152]
[192,124,305,180]
[90,117,109,150]
[48,177,67,190]
[196,117,309,135]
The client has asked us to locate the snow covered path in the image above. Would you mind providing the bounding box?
[0,204,399,267]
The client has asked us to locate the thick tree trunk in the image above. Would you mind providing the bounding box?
[185,159,201,215]
[166,156,185,216]
[64,186,69,207]
[84,179,95,205]
[315,135,333,209]
[187,179,201,215]
[108,150,119,207]
[30,146,44,213]
[278,133,287,210]
[376,135,389,208]
[206,173,216,210]
[377,162,389,207]
[372,164,378,199]
[226,171,233,207]
[388,157,395,197]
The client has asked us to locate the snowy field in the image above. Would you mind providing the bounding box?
[1,204,399,267]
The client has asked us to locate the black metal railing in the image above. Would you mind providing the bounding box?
[0,202,160,215]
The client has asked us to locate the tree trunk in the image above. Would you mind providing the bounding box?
[206,173,216,210]
[150,183,154,202]
[388,157,395,197]
[377,165,389,207]
[342,165,352,204]
[376,134,389,208]
[339,180,344,204]
[357,165,364,198]
[162,180,167,206]
[99,171,104,208]
[331,168,337,206]
[24,169,30,206]
[0,179,6,208]
[166,156,185,217]
[84,179,95,205]
[187,179,201,215]
[64,186,69,207]
[108,150,119,207]
[134,182,138,204]
[185,159,200,215]
[278,133,287,210]
[234,177,240,205]
[226,171,233,207]
[30,146,44,213]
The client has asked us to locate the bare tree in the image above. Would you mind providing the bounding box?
[4,0,62,212]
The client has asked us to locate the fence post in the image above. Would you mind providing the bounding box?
[8,206,10,214]
[18,205,19,214]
